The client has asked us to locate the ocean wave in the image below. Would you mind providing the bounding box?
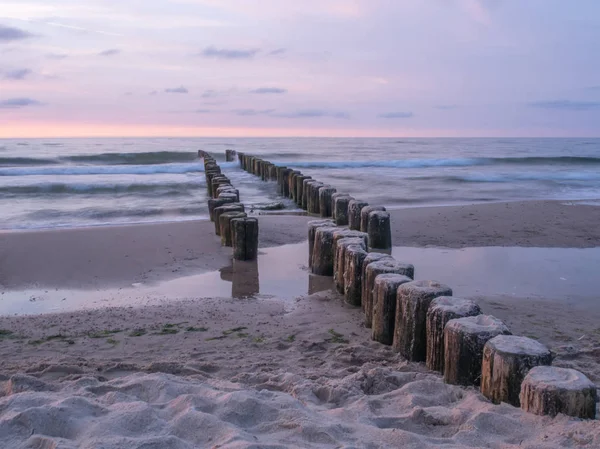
[62,151,203,165]
[279,156,600,170]
[0,163,208,176]
[442,172,600,183]
[0,180,205,196]
[0,156,60,166]
[25,206,207,220]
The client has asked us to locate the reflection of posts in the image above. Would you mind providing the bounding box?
[231,259,260,298]
[308,273,333,295]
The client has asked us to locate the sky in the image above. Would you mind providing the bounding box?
[1,0,600,138]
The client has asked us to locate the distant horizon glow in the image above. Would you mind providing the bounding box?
[1,0,600,138]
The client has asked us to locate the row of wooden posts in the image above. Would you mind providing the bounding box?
[200,150,258,261]
[232,150,597,420]
[236,152,393,250]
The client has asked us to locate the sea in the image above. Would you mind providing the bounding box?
[1,137,599,230]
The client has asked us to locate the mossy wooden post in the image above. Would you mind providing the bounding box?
[214,204,244,235]
[308,182,325,215]
[367,210,392,250]
[232,217,259,261]
[361,253,393,310]
[312,226,338,276]
[308,220,335,268]
[216,186,239,202]
[333,195,353,226]
[372,274,412,345]
[360,206,386,233]
[333,238,366,293]
[363,259,415,328]
[296,175,310,206]
[212,177,230,198]
[393,280,453,361]
[426,297,481,373]
[343,244,368,306]
[481,335,552,407]
[348,200,369,231]
[443,315,510,386]
[519,366,597,419]
[332,229,368,293]
[319,186,337,218]
[220,212,247,246]
[208,196,236,221]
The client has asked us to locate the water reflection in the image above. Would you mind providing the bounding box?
[219,260,260,298]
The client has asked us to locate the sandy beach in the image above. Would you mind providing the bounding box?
[1,200,599,448]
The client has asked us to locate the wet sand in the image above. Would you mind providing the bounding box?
[1,200,599,448]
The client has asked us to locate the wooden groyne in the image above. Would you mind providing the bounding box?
[212,150,598,419]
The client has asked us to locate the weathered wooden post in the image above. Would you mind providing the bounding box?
[208,196,236,221]
[282,168,293,197]
[232,217,259,261]
[443,315,510,386]
[481,335,552,407]
[296,175,310,206]
[302,179,315,210]
[220,211,247,246]
[367,210,392,250]
[333,195,353,226]
[360,253,394,310]
[216,185,239,202]
[426,296,481,373]
[214,204,245,235]
[308,182,325,215]
[393,280,453,361]
[269,164,278,181]
[363,259,415,328]
[520,366,597,419]
[372,274,412,345]
[311,226,338,276]
[276,166,287,194]
[332,229,368,293]
[343,244,368,306]
[360,206,386,233]
[319,186,337,218]
[289,171,301,200]
[308,220,336,268]
[225,149,235,162]
[334,238,366,293]
[348,200,369,231]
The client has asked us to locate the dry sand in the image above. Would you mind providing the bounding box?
[1,200,599,448]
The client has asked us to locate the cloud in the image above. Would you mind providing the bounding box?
[195,109,215,114]
[268,48,286,56]
[231,109,275,116]
[0,25,34,42]
[0,98,42,108]
[165,86,189,94]
[98,49,120,56]
[250,87,287,94]
[529,100,600,111]
[2,68,32,80]
[200,46,260,59]
[434,105,458,110]
[274,109,350,119]
[47,53,68,60]
[378,111,414,118]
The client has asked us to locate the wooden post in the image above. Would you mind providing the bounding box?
[319,186,337,218]
[443,315,510,386]
[308,182,325,215]
[288,170,300,198]
[332,229,368,293]
[393,280,453,361]
[311,226,338,276]
[348,200,369,231]
[363,259,415,328]
[220,211,247,246]
[214,204,244,235]
[208,197,236,221]
[302,179,315,210]
[296,175,310,206]
[333,195,353,226]
[367,210,392,250]
[481,335,552,407]
[232,217,259,261]
[426,296,481,373]
[360,206,386,233]
[520,366,597,419]
[282,168,293,197]
[372,274,412,345]
[343,244,368,306]
[361,253,394,311]
[225,149,235,161]
[334,238,366,294]
[308,220,335,268]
